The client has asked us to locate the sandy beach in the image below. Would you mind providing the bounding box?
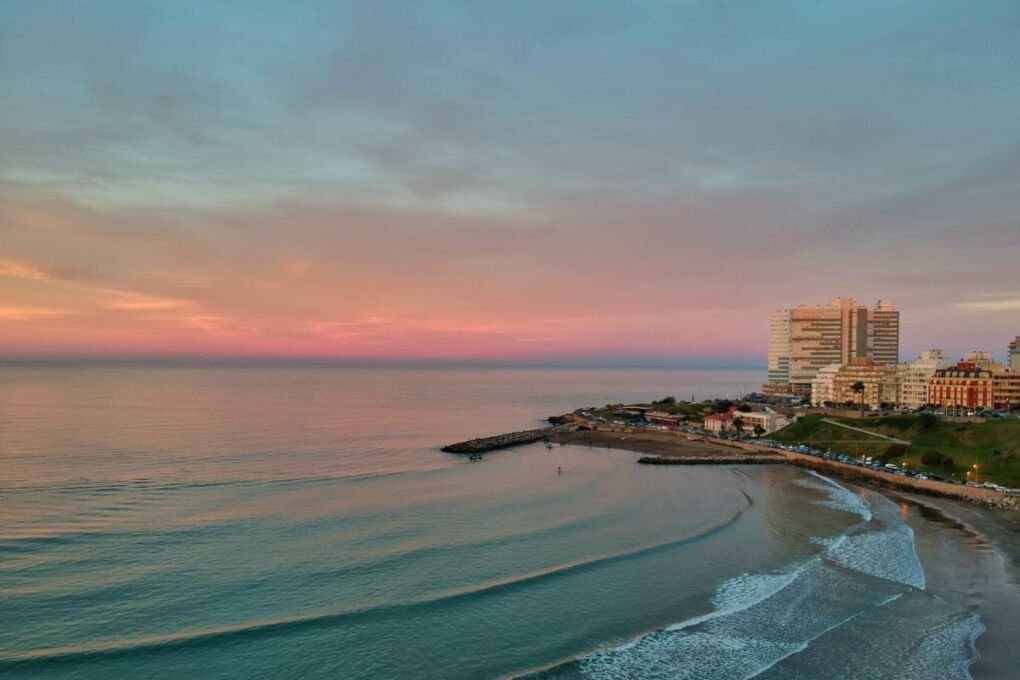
[553,427,776,459]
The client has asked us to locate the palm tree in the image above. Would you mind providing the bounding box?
[850,381,866,415]
[733,416,745,436]
[753,424,766,438]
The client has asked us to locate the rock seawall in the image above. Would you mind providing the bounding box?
[441,427,556,454]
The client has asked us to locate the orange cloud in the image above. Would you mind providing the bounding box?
[0,259,50,281]
[0,306,71,321]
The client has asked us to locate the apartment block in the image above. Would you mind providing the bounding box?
[764,298,900,398]
[927,362,995,409]
[896,349,950,410]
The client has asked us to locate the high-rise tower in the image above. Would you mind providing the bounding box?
[763,298,900,397]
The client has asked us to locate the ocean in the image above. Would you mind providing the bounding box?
[0,364,1015,679]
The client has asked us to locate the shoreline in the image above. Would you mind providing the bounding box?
[548,424,1020,511]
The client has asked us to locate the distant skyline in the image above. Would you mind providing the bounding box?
[2,1,1018,363]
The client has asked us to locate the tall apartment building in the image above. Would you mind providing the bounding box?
[767,310,792,386]
[764,298,900,397]
[869,300,900,365]
[1009,336,1020,372]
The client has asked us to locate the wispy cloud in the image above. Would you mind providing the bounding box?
[954,296,1020,312]
[0,306,71,321]
[0,259,50,281]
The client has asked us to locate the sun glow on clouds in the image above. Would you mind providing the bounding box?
[1,1,1018,361]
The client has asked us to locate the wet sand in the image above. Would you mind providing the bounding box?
[553,428,776,459]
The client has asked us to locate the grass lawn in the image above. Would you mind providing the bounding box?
[773,415,1020,485]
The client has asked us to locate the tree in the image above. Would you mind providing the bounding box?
[918,413,938,431]
[921,450,944,466]
[942,457,955,471]
[716,400,734,414]
[733,417,745,436]
[656,396,677,405]
[737,404,752,413]
[753,424,766,437]
[850,381,866,414]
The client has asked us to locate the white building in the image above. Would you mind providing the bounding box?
[810,364,842,407]
[896,349,950,409]
[704,407,789,435]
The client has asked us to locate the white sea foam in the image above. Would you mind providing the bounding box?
[576,473,935,680]
[802,470,872,521]
[827,523,926,590]
[898,613,984,680]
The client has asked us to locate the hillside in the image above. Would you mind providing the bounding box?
[773,415,1020,485]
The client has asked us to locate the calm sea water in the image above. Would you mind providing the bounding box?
[0,365,1010,678]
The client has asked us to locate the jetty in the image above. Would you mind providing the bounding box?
[442,427,557,454]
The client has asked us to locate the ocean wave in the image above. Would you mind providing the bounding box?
[898,612,984,680]
[797,470,872,521]
[575,558,906,680]
[545,474,941,680]
[0,509,748,671]
[827,523,926,590]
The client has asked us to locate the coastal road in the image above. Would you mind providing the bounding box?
[820,418,910,445]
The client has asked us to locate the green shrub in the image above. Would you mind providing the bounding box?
[921,450,944,466]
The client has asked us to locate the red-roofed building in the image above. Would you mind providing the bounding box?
[703,408,736,434]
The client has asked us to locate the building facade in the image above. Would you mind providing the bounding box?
[927,362,995,409]
[767,310,792,388]
[992,372,1020,411]
[764,298,900,397]
[809,364,842,406]
[1009,336,1020,373]
[703,407,788,435]
[896,349,950,410]
[829,358,899,409]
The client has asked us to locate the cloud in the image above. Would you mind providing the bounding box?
[97,288,191,311]
[1,2,1018,360]
[0,306,71,321]
[954,296,1020,312]
[0,259,50,281]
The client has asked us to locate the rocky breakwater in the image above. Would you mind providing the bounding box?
[441,427,559,454]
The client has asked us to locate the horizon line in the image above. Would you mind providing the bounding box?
[0,355,767,370]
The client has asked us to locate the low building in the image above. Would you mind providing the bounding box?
[703,409,735,433]
[703,407,788,435]
[645,410,685,428]
[927,361,995,409]
[736,407,789,435]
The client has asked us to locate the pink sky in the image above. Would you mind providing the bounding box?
[2,3,1018,363]
[2,193,1016,364]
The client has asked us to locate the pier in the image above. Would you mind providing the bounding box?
[441,427,557,454]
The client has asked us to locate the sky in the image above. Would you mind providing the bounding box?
[1,0,1018,364]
